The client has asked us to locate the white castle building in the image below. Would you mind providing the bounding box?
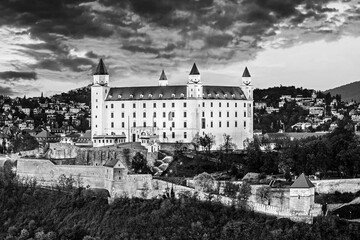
[91,59,253,149]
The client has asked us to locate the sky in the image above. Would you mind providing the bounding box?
[1,0,360,97]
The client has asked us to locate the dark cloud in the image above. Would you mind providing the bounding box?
[0,71,37,81]
[0,86,15,95]
[85,51,100,59]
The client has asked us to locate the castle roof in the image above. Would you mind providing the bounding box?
[242,67,251,77]
[290,173,315,188]
[94,58,108,75]
[105,85,246,101]
[189,63,200,75]
[159,70,167,80]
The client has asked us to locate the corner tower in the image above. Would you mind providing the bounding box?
[187,63,203,98]
[91,58,110,140]
[241,67,253,100]
[289,173,315,214]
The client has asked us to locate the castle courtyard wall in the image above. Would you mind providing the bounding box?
[312,178,360,194]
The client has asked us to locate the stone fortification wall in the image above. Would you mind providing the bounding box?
[312,178,360,194]
[46,143,79,159]
[17,158,104,188]
[109,174,153,199]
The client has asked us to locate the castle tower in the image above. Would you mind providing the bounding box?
[91,59,110,139]
[241,67,253,100]
[158,69,168,86]
[289,173,315,214]
[187,63,203,98]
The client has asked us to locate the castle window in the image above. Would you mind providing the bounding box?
[208,93,211,98]
[184,112,187,118]
[180,93,185,98]
[211,102,213,107]
[153,112,156,118]
[143,122,146,127]
[244,111,246,117]
[143,103,146,108]
[184,122,187,128]
[211,112,213,118]
[202,111,205,117]
[171,94,175,98]
[172,122,175,128]
[244,121,246,127]
[227,102,229,107]
[232,94,235,98]
[106,105,108,109]
[163,122,166,127]
[172,132,175,138]
[244,103,246,107]
[95,125,97,127]
[140,94,144,98]
[122,103,124,108]
[219,102,221,107]
[96,99,98,102]
[235,103,237,107]
[183,102,187,107]
[235,112,237,117]
[227,112,229,117]
[219,111,221,117]
[163,132,166,138]
[105,89,107,93]
[163,112,166,118]
[184,132,187,139]
[130,94,133,98]
[153,103,156,108]
[133,122,136,127]
[172,112,175,118]
[95,115,97,118]
[172,102,175,107]
[298,195,300,199]
[202,102,205,107]
[133,112,136,118]
[121,112,125,118]
[227,121,229,127]
[159,94,163,98]
[210,121,213,128]
[111,112,114,118]
[219,121,222,127]
[143,112,146,118]
[122,122,125,128]
[118,95,122,99]
[111,122,114,128]
[149,94,153,98]
[109,95,112,99]
[163,103,166,108]
[216,94,219,98]
[235,121,237,127]
[133,103,136,108]
[224,94,227,98]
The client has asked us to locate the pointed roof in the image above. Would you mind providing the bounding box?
[290,173,315,188]
[189,63,200,75]
[159,69,167,80]
[242,67,251,77]
[94,58,108,75]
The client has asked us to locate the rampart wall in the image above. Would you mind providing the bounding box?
[17,158,104,188]
[312,178,360,194]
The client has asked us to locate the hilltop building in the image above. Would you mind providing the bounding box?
[91,59,253,149]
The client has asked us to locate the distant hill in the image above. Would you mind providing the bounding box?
[325,81,360,103]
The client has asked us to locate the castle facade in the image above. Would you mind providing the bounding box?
[91,59,253,149]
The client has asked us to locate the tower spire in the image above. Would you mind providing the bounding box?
[94,58,108,75]
[158,69,168,86]
[242,67,251,77]
[159,69,167,80]
[189,63,200,75]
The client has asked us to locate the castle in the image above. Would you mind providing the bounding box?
[91,59,253,149]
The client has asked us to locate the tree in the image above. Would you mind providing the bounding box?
[238,182,251,205]
[132,152,150,174]
[194,172,215,192]
[191,133,200,152]
[199,134,215,154]
[256,186,271,204]
[10,133,39,153]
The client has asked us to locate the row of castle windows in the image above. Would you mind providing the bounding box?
[162,132,187,139]
[107,120,247,129]
[102,110,248,119]
[95,102,250,109]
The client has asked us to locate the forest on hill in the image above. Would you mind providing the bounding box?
[1,166,360,240]
[325,81,360,103]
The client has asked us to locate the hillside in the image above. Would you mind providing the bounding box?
[325,81,360,103]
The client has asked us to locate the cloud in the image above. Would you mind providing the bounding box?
[0,71,37,81]
[0,86,15,95]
